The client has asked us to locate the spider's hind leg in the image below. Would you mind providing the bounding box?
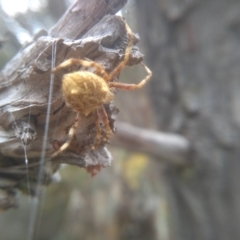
[92,106,112,149]
[99,106,112,142]
[51,112,80,159]
[92,109,102,149]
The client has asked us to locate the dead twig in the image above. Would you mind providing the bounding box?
[112,121,192,165]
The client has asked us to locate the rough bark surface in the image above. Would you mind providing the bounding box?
[0,0,146,209]
[136,0,240,239]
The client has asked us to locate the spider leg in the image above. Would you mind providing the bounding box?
[105,16,133,82]
[99,106,112,142]
[52,58,109,79]
[51,112,80,158]
[92,109,102,149]
[108,63,152,90]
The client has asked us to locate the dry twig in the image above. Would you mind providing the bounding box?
[112,121,192,165]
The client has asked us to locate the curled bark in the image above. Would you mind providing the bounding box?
[0,0,135,208]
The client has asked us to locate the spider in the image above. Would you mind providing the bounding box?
[51,16,152,159]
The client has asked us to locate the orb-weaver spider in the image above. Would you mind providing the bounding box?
[51,16,152,159]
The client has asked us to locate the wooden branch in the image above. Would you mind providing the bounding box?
[111,122,192,165]
[0,0,133,208]
[49,0,127,39]
[0,14,142,163]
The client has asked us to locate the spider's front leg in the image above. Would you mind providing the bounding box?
[52,58,108,79]
[108,63,152,90]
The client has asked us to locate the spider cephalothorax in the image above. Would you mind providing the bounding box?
[51,16,152,159]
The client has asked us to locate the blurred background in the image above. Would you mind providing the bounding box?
[1,0,240,240]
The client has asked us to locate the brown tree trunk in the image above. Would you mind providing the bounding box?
[136,0,240,239]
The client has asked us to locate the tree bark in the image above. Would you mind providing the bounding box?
[136,0,240,239]
[0,0,132,209]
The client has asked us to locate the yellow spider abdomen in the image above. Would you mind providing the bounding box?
[62,71,114,116]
